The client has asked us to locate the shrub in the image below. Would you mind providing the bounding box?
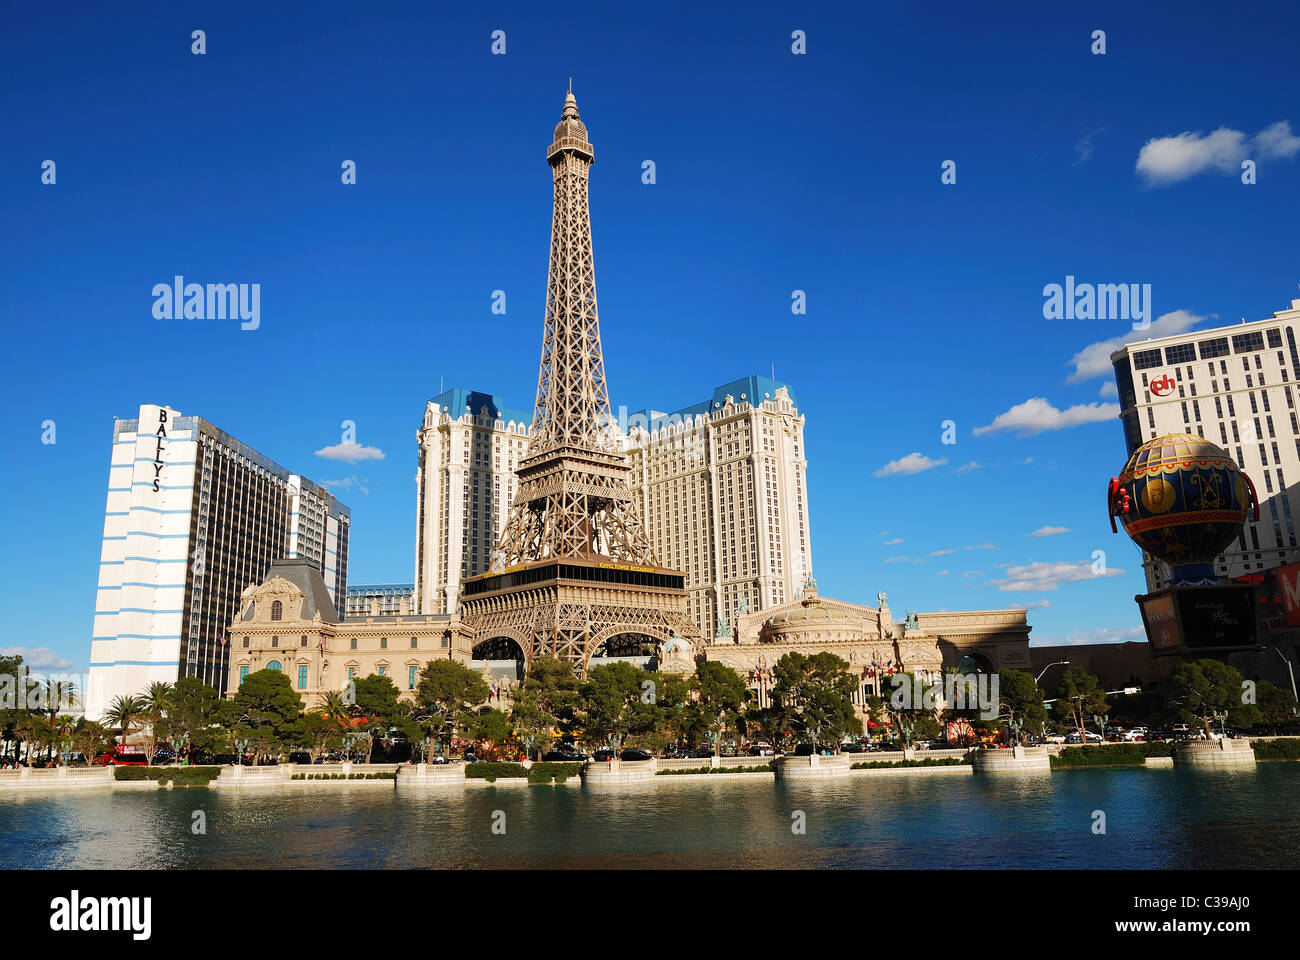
[1050,743,1170,767]
[113,766,221,785]
[1251,737,1300,761]
[466,762,528,780]
[528,762,582,784]
[656,764,774,775]
[850,757,964,770]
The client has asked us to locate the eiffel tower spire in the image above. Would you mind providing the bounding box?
[458,87,702,672]
[491,88,655,568]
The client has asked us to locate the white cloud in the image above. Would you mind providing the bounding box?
[1010,599,1052,610]
[988,560,1124,593]
[874,452,948,477]
[1136,127,1249,185]
[962,570,985,579]
[0,646,76,671]
[315,442,386,464]
[938,570,951,576]
[1254,120,1300,159]
[964,544,997,551]
[1034,625,1146,646]
[1020,457,1034,465]
[974,397,1118,436]
[1098,380,1118,398]
[1028,525,1072,538]
[320,476,370,496]
[1066,309,1206,383]
[955,461,981,473]
[929,549,956,556]
[883,537,904,546]
[885,555,910,564]
[1136,121,1300,186]
[1074,127,1106,165]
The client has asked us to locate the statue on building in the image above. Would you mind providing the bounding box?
[715,616,731,640]
[738,596,749,615]
[877,591,888,608]
[905,610,919,631]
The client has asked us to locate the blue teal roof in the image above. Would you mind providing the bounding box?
[429,389,532,428]
[627,375,797,432]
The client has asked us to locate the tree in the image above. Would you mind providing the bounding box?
[300,711,344,762]
[104,694,145,747]
[771,652,862,751]
[696,662,749,756]
[416,660,490,751]
[467,709,513,758]
[578,661,656,752]
[158,677,223,760]
[352,673,403,761]
[71,719,114,765]
[1053,667,1109,740]
[994,670,1048,745]
[882,671,943,748]
[223,669,305,765]
[136,681,174,764]
[1165,659,1254,737]
[509,656,581,758]
[0,654,24,763]
[1255,680,1299,733]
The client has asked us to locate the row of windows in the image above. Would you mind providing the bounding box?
[1133,329,1281,371]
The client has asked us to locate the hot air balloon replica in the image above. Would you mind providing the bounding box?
[1108,433,1261,655]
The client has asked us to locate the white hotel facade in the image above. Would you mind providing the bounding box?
[1111,298,1300,589]
[87,404,349,720]
[413,376,813,640]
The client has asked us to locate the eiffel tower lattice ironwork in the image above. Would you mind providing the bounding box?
[458,88,703,672]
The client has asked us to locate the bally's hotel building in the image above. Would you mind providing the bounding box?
[1111,298,1300,589]
[87,404,349,720]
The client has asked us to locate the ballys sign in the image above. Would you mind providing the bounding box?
[150,408,168,492]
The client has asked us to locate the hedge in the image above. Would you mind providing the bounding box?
[657,764,775,775]
[851,757,965,769]
[1251,738,1300,761]
[290,772,396,780]
[1050,742,1172,768]
[114,766,221,785]
[527,762,582,784]
[465,762,529,782]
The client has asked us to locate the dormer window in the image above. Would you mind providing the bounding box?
[271,600,283,621]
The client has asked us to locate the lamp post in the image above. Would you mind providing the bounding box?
[1212,710,1229,739]
[1035,661,1070,684]
[1093,713,1108,742]
[1270,646,1299,715]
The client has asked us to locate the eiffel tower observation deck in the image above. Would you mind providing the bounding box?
[458,87,703,673]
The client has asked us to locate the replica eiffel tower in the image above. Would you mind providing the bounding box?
[459,87,702,673]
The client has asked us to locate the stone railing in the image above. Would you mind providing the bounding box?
[0,765,116,790]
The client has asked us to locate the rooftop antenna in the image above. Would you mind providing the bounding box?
[771,362,775,380]
[569,76,573,94]
[440,375,444,394]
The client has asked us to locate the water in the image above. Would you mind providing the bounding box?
[2,766,1297,869]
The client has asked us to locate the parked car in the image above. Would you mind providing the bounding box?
[794,743,816,756]
[542,749,588,762]
[749,742,776,756]
[838,742,865,754]
[287,752,313,764]
[690,747,714,759]
[92,746,148,766]
[592,748,615,762]
[620,747,654,762]
[428,754,451,765]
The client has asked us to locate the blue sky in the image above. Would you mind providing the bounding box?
[3,2,1300,673]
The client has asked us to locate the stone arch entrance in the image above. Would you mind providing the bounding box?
[583,626,674,673]
[471,634,526,682]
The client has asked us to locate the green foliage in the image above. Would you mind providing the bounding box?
[695,661,750,754]
[1251,737,1300,760]
[770,652,862,748]
[157,676,223,757]
[465,761,529,779]
[1164,659,1254,736]
[578,661,657,751]
[656,763,774,775]
[850,757,965,769]
[416,660,490,743]
[1255,682,1300,732]
[291,771,397,780]
[113,765,221,784]
[1053,667,1109,736]
[527,761,583,784]
[223,669,305,764]
[1050,742,1173,767]
[995,669,1049,741]
[468,708,512,745]
[510,656,581,757]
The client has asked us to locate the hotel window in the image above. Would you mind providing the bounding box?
[271,636,279,648]
[297,665,307,689]
[380,637,387,650]
[410,637,418,649]
[350,638,357,650]
[242,637,250,648]
[378,665,387,677]
[266,661,282,672]
[347,667,355,681]
[409,665,417,689]
[271,600,283,621]
[240,666,249,685]
[301,636,308,647]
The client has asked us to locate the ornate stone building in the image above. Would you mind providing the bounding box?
[225,558,477,710]
[703,580,1032,714]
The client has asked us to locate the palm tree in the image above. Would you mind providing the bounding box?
[319,690,350,730]
[104,695,145,746]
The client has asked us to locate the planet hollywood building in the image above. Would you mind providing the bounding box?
[86,404,349,720]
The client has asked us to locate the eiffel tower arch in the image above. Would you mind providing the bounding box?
[459,87,703,675]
